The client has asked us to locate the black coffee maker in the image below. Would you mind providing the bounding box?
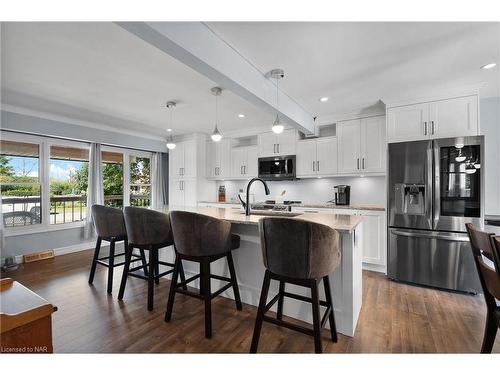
[334,185,350,205]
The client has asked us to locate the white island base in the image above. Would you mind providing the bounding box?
[159,207,364,337]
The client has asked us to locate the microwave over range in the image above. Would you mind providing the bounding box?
[258,155,296,181]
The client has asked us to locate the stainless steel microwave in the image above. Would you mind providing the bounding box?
[258,155,296,180]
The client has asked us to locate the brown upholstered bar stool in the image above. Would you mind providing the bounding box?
[165,211,242,338]
[465,223,500,353]
[118,206,186,311]
[250,217,341,353]
[89,204,148,294]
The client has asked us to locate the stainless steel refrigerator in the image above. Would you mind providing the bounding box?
[388,136,483,293]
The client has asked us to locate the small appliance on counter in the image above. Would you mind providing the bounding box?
[334,185,350,206]
[218,185,226,202]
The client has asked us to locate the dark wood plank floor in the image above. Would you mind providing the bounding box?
[1,249,498,353]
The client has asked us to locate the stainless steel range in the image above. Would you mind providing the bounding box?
[387,136,483,293]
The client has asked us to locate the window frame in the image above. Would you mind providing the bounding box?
[3,132,154,237]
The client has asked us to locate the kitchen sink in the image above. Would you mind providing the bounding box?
[241,210,302,217]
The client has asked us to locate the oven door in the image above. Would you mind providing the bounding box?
[258,155,295,180]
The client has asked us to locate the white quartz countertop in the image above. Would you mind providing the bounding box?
[166,206,363,233]
[197,200,385,211]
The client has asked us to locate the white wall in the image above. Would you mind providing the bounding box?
[480,97,500,215]
[216,176,386,206]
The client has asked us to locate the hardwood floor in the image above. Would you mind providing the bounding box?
[1,249,498,353]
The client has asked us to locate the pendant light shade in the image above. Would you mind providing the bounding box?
[455,149,466,162]
[211,87,223,142]
[166,101,176,150]
[270,68,285,134]
[272,114,284,134]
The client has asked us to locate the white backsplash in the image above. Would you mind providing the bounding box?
[217,176,386,206]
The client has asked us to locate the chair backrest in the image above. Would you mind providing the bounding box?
[123,206,172,247]
[2,211,34,226]
[91,204,126,239]
[259,217,341,279]
[169,210,232,257]
[465,223,500,303]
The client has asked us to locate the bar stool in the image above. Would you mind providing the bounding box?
[118,206,186,311]
[89,204,148,294]
[250,217,341,353]
[465,223,500,353]
[164,211,242,338]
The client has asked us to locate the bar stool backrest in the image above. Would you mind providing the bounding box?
[259,217,341,279]
[123,206,172,247]
[91,204,126,239]
[466,223,500,301]
[169,211,232,257]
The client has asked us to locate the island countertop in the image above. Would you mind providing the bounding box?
[166,206,363,233]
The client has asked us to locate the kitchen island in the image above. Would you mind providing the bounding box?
[160,206,364,337]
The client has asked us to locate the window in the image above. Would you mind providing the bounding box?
[129,155,151,207]
[49,144,89,225]
[102,151,124,208]
[0,140,42,227]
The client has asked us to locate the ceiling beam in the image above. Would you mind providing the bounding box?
[117,22,315,134]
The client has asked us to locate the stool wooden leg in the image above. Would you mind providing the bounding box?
[164,255,180,322]
[107,239,116,294]
[178,259,188,291]
[201,260,212,338]
[311,279,323,353]
[154,249,160,285]
[250,270,271,353]
[118,243,133,300]
[147,247,155,311]
[88,237,102,284]
[481,310,498,353]
[277,281,285,320]
[323,275,337,343]
[139,248,148,277]
[227,252,242,311]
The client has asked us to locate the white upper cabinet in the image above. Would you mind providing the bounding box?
[296,137,338,177]
[387,103,429,143]
[387,95,479,143]
[337,119,362,174]
[231,146,258,178]
[170,139,197,179]
[316,137,338,175]
[296,139,317,177]
[258,129,296,157]
[206,139,231,179]
[429,96,478,138]
[361,116,386,173]
[338,116,386,175]
[170,142,185,178]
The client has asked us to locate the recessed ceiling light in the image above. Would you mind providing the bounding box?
[238,114,245,118]
[481,63,496,70]
[319,97,329,102]
[167,128,172,132]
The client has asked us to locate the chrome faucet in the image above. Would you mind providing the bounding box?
[238,178,270,216]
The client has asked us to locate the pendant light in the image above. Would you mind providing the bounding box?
[270,68,285,134]
[465,162,477,174]
[455,149,466,162]
[211,87,223,142]
[166,101,176,150]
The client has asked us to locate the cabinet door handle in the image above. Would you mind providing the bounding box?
[362,158,365,169]
[277,144,280,154]
[312,161,315,171]
[240,166,243,175]
[424,122,428,135]
[431,120,435,135]
[317,161,320,171]
[273,144,276,153]
[357,158,360,170]
[244,166,246,174]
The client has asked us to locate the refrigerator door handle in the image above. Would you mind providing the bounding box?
[391,229,469,242]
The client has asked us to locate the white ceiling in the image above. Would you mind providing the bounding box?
[208,22,500,120]
[2,22,499,137]
[0,22,274,138]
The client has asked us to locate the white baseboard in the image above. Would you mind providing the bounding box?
[362,262,387,274]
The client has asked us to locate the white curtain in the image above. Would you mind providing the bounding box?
[85,143,104,239]
[0,191,5,253]
[151,152,167,211]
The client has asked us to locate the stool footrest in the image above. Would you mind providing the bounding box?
[262,315,315,337]
[176,288,205,300]
[177,274,200,289]
[264,294,280,313]
[211,282,233,299]
[283,291,328,307]
[210,274,232,283]
[321,305,332,328]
